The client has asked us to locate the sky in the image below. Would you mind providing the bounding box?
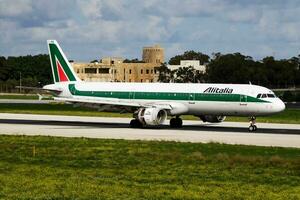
[0,0,300,62]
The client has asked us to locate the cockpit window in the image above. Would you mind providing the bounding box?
[261,94,267,98]
[257,93,276,98]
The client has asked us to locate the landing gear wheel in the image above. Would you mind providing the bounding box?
[253,125,257,131]
[248,125,257,132]
[176,118,183,128]
[130,119,143,128]
[170,117,183,128]
[248,116,257,132]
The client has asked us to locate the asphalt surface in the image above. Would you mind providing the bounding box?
[0,113,299,148]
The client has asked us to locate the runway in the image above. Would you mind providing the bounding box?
[0,113,300,148]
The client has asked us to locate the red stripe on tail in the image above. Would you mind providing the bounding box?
[56,60,68,82]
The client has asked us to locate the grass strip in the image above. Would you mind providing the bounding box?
[0,135,299,199]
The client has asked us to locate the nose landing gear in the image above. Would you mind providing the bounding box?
[248,116,257,132]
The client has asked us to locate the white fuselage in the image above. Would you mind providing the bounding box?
[44,82,285,117]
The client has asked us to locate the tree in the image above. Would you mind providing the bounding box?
[0,56,9,81]
[123,58,145,63]
[289,56,300,87]
[174,66,205,83]
[158,64,206,83]
[169,51,210,65]
[5,54,52,86]
[207,53,256,84]
[90,60,98,63]
[158,63,174,83]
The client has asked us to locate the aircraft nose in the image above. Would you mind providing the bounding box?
[275,99,285,113]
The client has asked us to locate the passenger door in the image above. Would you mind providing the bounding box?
[240,95,247,106]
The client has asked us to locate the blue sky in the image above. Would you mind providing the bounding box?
[0,0,299,62]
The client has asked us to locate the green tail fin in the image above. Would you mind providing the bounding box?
[47,40,80,83]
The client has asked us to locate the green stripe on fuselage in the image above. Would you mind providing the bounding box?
[68,84,269,103]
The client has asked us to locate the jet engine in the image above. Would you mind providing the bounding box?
[199,115,226,123]
[136,108,167,125]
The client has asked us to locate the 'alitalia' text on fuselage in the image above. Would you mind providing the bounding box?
[203,87,233,94]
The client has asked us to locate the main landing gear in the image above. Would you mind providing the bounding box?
[248,116,257,132]
[170,116,183,128]
[129,119,143,128]
[130,117,183,128]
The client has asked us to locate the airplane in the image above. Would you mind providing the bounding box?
[42,40,285,131]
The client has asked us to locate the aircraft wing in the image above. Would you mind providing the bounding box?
[54,97,185,115]
[55,97,172,108]
[54,97,142,107]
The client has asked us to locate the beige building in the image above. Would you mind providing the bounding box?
[167,60,206,72]
[142,45,164,64]
[72,45,164,82]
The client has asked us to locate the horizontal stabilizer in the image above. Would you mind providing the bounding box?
[16,86,62,94]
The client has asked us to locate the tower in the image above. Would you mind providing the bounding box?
[142,45,164,64]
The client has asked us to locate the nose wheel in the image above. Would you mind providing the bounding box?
[248,116,257,132]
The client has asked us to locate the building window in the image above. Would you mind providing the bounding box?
[150,79,153,82]
[146,69,149,74]
[141,79,143,82]
[85,68,97,74]
[141,69,143,74]
[77,69,80,73]
[129,79,131,82]
[98,68,110,74]
[151,69,153,74]
[129,69,132,74]
[154,69,157,74]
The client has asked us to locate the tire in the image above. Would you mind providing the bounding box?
[130,119,142,128]
[248,125,254,132]
[170,118,177,128]
[170,118,183,128]
[176,118,183,128]
[253,125,257,131]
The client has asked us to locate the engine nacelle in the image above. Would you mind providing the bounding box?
[199,115,226,123]
[137,108,167,125]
